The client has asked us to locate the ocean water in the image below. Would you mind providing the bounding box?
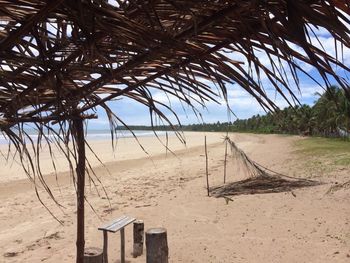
[86,130,169,140]
[0,130,171,145]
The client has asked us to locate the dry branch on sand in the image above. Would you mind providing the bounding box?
[326,180,350,194]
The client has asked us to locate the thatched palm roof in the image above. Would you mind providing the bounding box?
[1,0,349,129]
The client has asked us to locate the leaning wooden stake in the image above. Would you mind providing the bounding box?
[73,117,86,263]
[205,136,210,196]
[146,228,168,263]
[133,220,144,257]
[223,138,228,184]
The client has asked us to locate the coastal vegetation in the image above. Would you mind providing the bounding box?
[296,137,350,167]
[229,86,350,136]
[126,86,350,138]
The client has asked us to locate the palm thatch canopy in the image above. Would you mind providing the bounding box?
[1,0,349,129]
[1,1,350,262]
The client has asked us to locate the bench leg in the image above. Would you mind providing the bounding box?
[120,228,125,263]
[103,231,108,263]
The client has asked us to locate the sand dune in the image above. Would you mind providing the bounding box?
[0,132,349,262]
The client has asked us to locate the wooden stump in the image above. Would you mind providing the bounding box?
[83,247,103,263]
[133,220,144,257]
[146,228,168,263]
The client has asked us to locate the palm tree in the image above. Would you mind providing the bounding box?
[313,86,349,136]
[295,105,316,135]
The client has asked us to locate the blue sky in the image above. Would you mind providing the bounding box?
[88,28,350,129]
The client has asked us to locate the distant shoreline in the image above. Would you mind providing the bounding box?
[0,131,223,183]
[0,130,175,145]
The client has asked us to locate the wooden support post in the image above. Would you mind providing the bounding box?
[205,136,210,196]
[120,227,125,263]
[224,138,228,184]
[146,228,168,263]
[102,231,108,263]
[73,117,86,263]
[133,220,144,257]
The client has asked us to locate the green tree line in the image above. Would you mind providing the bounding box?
[123,86,350,137]
[230,86,350,137]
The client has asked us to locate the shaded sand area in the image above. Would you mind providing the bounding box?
[0,132,349,262]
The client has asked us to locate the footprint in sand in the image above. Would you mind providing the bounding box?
[102,206,118,213]
[3,251,19,258]
[44,231,62,240]
[14,239,23,244]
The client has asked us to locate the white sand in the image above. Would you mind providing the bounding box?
[0,132,349,262]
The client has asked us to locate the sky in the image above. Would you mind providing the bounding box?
[87,27,350,129]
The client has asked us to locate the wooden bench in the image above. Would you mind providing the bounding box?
[98,215,136,263]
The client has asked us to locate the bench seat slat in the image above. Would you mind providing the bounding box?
[99,215,128,231]
[98,215,136,233]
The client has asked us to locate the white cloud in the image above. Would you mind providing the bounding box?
[152,91,182,104]
[88,27,349,127]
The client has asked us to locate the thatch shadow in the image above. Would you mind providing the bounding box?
[210,174,322,197]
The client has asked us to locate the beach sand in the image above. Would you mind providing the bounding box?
[0,132,349,262]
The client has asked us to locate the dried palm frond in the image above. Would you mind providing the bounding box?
[1,1,349,127]
[210,136,321,198]
[210,175,321,197]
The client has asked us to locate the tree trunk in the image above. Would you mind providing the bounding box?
[133,220,144,257]
[73,118,85,263]
[146,228,168,263]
